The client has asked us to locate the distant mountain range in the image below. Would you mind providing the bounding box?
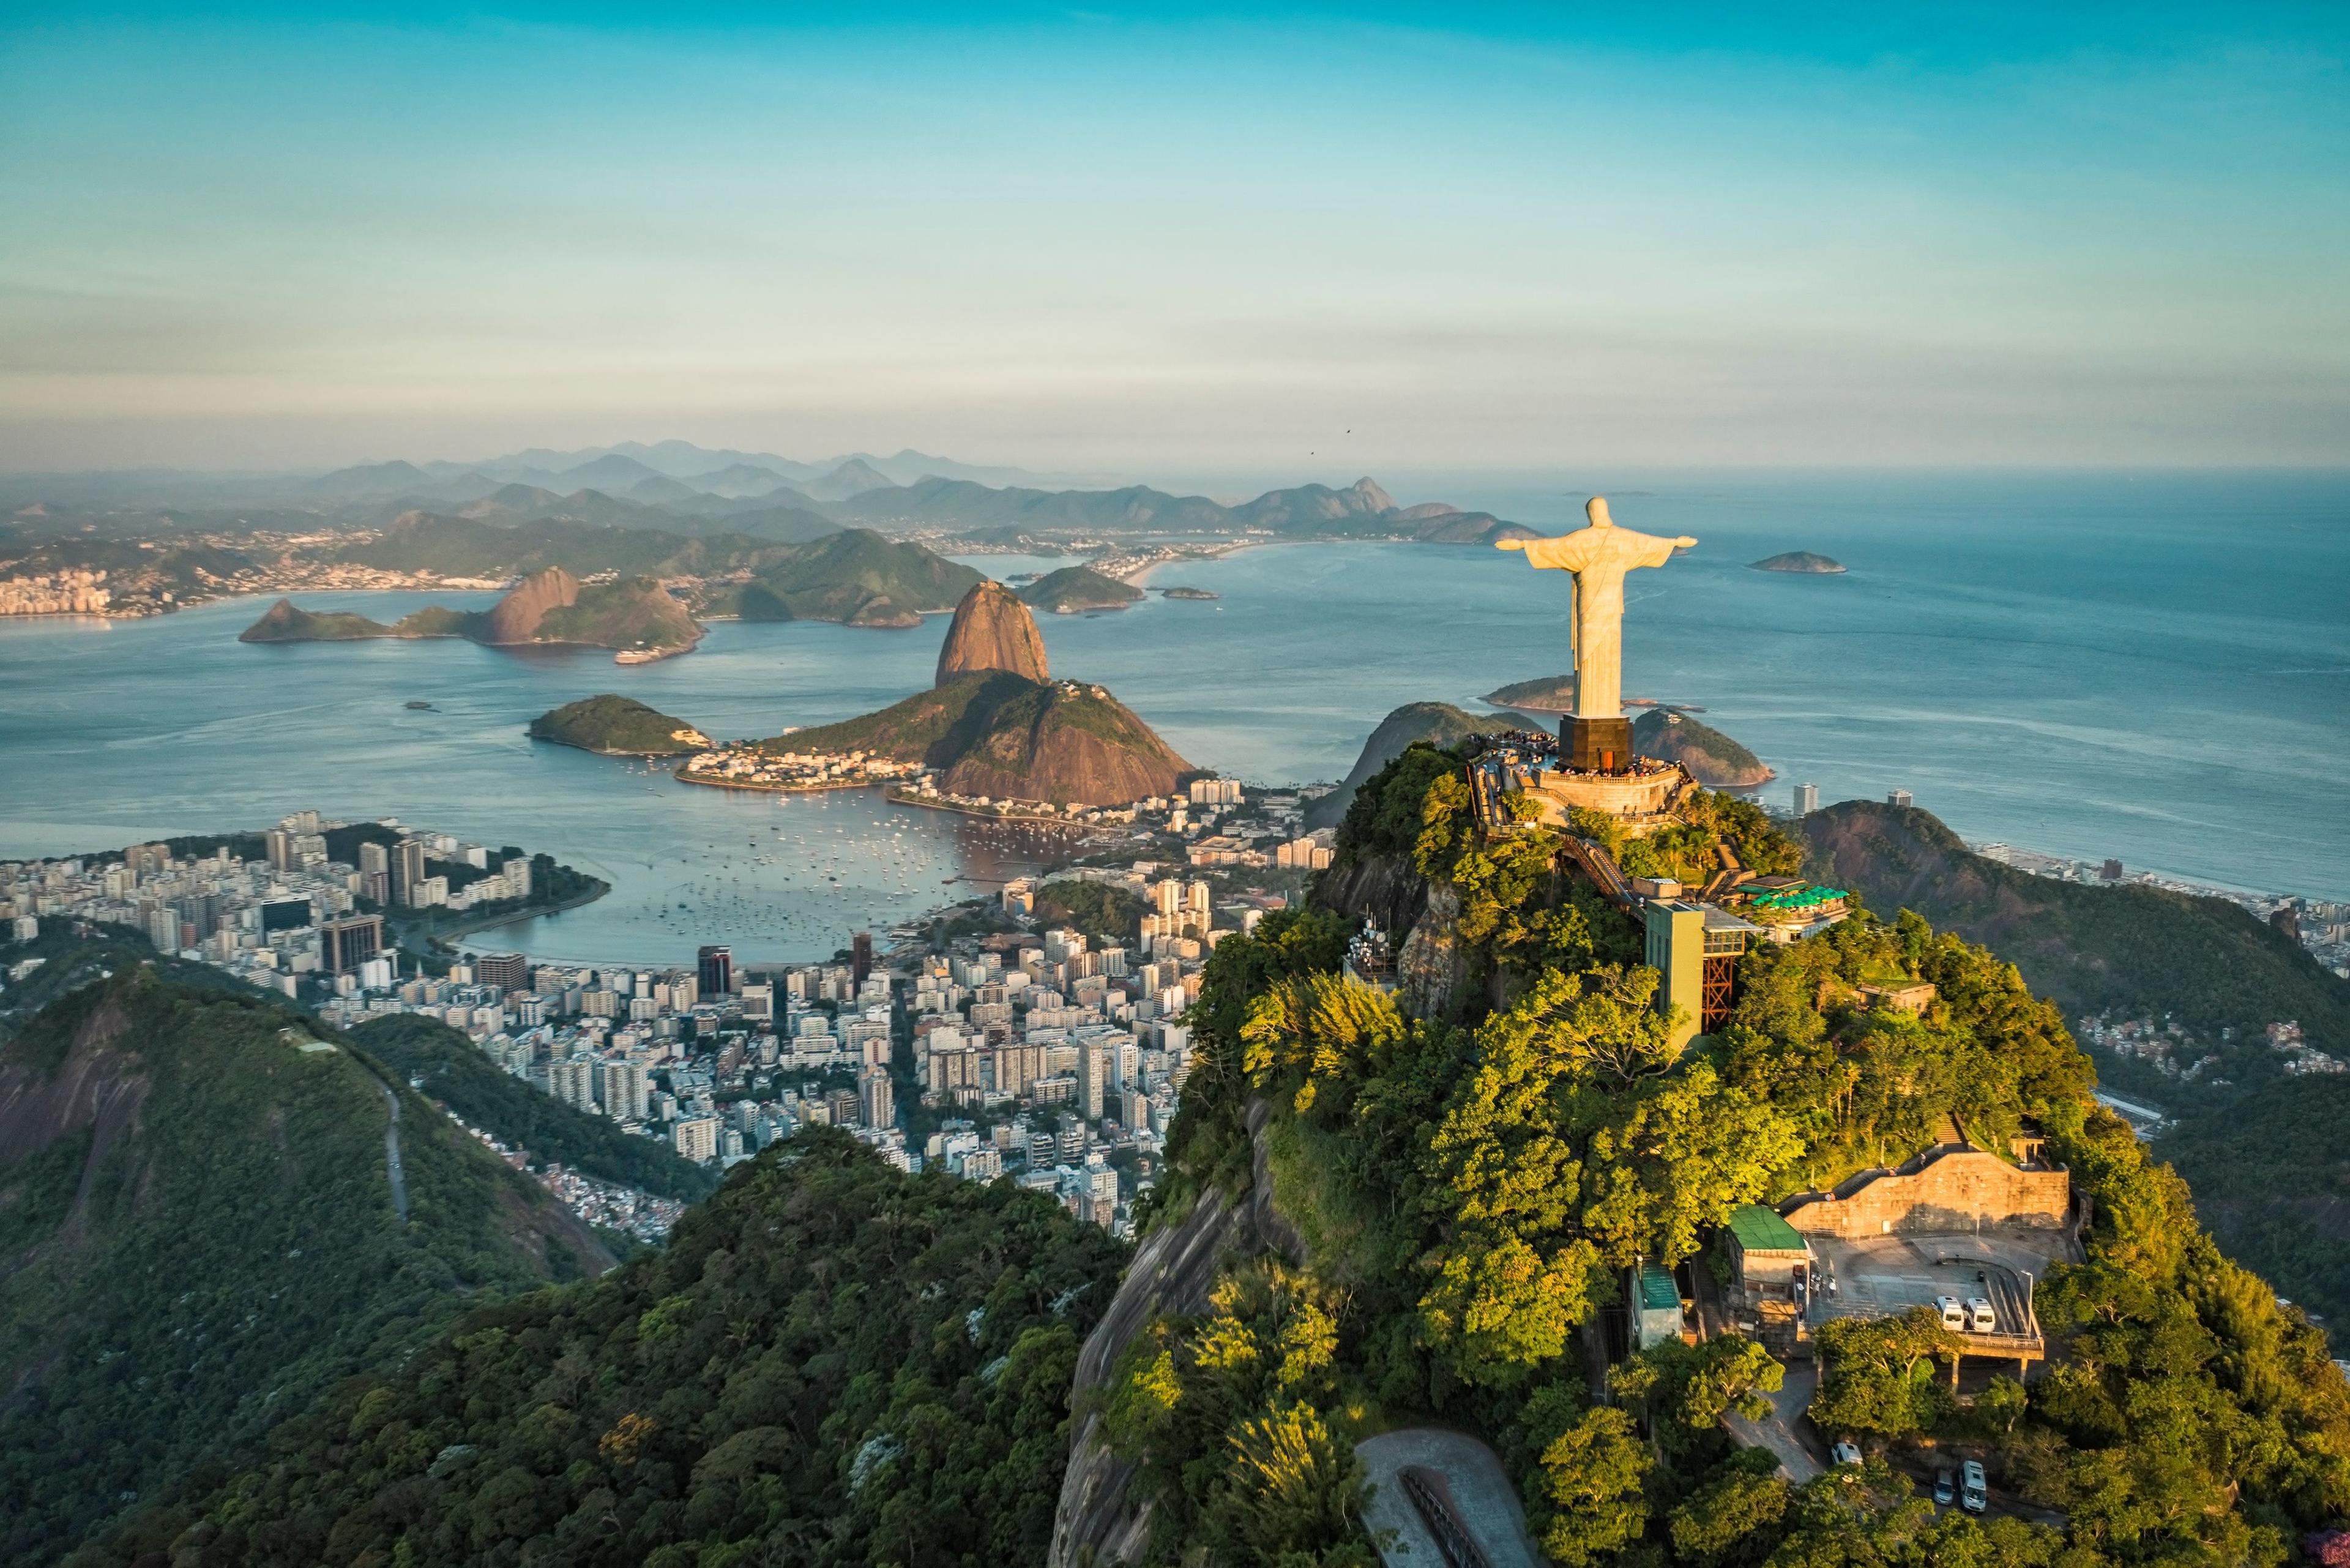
[5,438,1541,556]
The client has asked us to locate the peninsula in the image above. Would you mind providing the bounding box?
[1632,706,1774,787]
[1751,550,1847,573]
[1480,671,1578,712]
[528,695,712,756]
[681,580,1193,809]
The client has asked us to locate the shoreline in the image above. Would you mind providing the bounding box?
[425,878,613,950]
[882,787,1100,831]
[673,768,886,796]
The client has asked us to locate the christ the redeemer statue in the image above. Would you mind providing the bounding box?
[1497,496,1696,772]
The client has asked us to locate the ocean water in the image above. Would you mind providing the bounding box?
[1,469,2343,963]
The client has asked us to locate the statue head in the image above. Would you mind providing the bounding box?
[1586,496,1613,528]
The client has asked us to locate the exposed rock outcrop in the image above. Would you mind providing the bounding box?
[1302,702,1545,832]
[472,564,581,644]
[936,579,1051,685]
[1049,1185,1255,1568]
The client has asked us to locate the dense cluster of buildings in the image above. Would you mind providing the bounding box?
[0,799,1299,1241]
[0,568,112,616]
[0,812,528,999]
[679,745,928,793]
[2078,1010,2344,1083]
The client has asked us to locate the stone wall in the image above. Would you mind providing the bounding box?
[1783,1149,2070,1240]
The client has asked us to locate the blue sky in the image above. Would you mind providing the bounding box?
[2,4,2344,476]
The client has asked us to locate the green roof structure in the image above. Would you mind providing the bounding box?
[1636,1261,1680,1311]
[1726,1203,1807,1254]
[1748,883,1848,913]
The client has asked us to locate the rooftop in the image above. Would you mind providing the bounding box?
[1728,1203,1808,1253]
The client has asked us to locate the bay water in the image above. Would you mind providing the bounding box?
[1,469,2341,961]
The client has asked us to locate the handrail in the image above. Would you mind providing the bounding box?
[1398,1467,1492,1568]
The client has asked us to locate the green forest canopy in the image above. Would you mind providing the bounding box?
[1108,742,2350,1566]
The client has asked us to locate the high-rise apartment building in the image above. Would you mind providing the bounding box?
[393,839,428,906]
[1077,1042,1106,1119]
[475,951,529,992]
[1794,782,1819,816]
[674,1117,720,1162]
[698,944,734,996]
[320,913,383,975]
[597,1059,649,1122]
[266,828,295,872]
[858,1065,895,1130]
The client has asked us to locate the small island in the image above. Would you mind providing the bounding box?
[1750,550,1846,574]
[528,695,712,756]
[1158,585,1218,600]
[1016,564,1144,614]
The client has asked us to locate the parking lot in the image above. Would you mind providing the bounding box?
[1804,1231,2069,1343]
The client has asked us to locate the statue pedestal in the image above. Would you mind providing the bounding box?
[1560,715,1634,774]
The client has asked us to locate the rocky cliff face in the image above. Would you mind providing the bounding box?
[1048,1102,1305,1568]
[936,578,1050,684]
[472,564,581,644]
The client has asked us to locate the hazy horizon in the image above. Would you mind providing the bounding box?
[6,4,2346,474]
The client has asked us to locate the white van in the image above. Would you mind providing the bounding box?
[1961,1459,1988,1514]
[1935,1294,1967,1331]
[1966,1297,1997,1333]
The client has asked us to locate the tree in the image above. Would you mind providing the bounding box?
[1528,1405,1652,1567]
[1669,1454,1791,1567]
[1581,1061,1804,1266]
[1809,1308,1966,1439]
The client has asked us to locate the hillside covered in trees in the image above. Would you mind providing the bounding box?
[0,947,609,1566]
[73,1130,1127,1568]
[1080,742,2350,1565]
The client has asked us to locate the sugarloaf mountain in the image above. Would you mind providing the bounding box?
[762,578,1192,806]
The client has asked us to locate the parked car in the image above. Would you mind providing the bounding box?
[1966,1296,1997,1333]
[1832,1440,1863,1467]
[1935,1294,1968,1330]
[1933,1469,1957,1506]
[1961,1459,1988,1514]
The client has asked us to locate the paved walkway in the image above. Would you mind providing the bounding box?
[1357,1428,1542,1568]
[1723,1362,1823,1483]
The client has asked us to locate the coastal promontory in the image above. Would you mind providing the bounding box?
[1480,672,1578,712]
[1632,707,1773,787]
[1750,550,1846,573]
[529,695,712,756]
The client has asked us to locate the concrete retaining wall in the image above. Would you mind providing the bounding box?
[1783,1149,2068,1239]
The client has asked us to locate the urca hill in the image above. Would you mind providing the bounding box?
[759,578,1193,806]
